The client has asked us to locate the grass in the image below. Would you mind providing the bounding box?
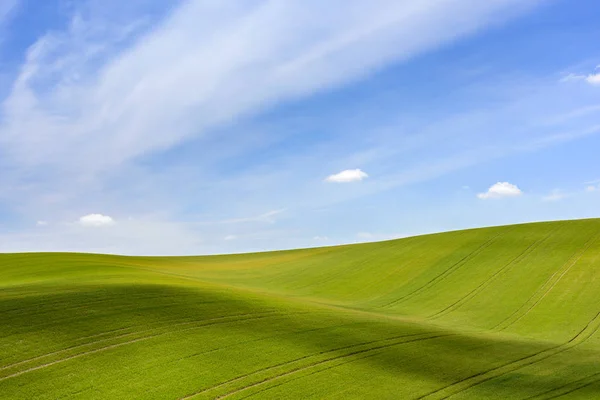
[1,218,600,399]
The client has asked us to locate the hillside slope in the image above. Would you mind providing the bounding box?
[1,219,600,399]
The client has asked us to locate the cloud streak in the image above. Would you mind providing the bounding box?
[9,0,600,255]
[0,0,539,173]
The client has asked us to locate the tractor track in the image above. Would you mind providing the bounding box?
[0,311,289,382]
[417,308,600,399]
[381,229,507,309]
[428,225,560,320]
[180,332,451,399]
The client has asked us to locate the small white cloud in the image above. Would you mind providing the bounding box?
[542,189,567,202]
[36,220,48,226]
[224,235,237,241]
[477,182,523,199]
[586,185,599,192]
[560,71,600,85]
[78,213,115,227]
[462,185,470,190]
[586,74,600,85]
[325,169,368,183]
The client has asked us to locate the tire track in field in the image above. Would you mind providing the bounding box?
[169,322,363,367]
[235,351,384,400]
[428,226,560,320]
[545,382,600,399]
[0,310,271,370]
[0,311,287,382]
[0,292,222,339]
[380,229,507,309]
[216,334,450,399]
[524,371,600,399]
[492,231,600,331]
[181,332,451,400]
[417,308,600,400]
[0,314,199,371]
[236,337,505,400]
[179,332,432,399]
[0,308,226,366]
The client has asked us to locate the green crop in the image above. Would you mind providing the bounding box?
[1,219,600,399]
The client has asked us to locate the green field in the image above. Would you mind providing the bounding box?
[2,218,600,399]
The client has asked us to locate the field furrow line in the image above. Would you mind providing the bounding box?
[215,334,450,400]
[428,226,560,320]
[180,331,444,399]
[524,372,600,399]
[417,308,600,399]
[0,311,285,381]
[235,351,384,400]
[381,230,507,309]
[493,231,600,331]
[0,316,194,371]
[0,311,268,371]
[168,322,362,367]
[238,338,503,400]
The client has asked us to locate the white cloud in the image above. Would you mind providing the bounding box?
[325,169,368,183]
[0,0,541,174]
[313,236,329,241]
[542,189,567,202]
[560,71,600,85]
[4,0,588,255]
[586,185,599,192]
[587,74,600,85]
[78,213,115,227]
[36,220,48,226]
[477,182,523,199]
[224,235,237,241]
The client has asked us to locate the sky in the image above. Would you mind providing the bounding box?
[0,0,598,255]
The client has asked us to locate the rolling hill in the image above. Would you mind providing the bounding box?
[1,218,600,399]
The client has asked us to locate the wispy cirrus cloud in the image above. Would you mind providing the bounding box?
[0,0,18,24]
[8,0,600,255]
[1,0,540,173]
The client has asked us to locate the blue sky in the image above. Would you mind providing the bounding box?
[0,0,599,255]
